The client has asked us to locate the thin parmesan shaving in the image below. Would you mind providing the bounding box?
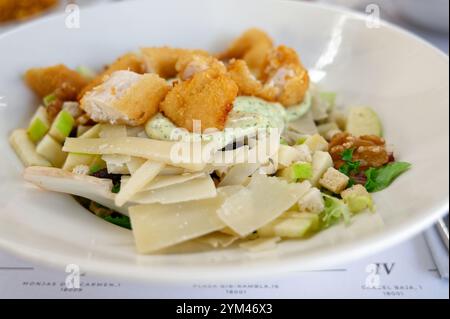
[115,160,165,206]
[130,175,217,204]
[217,174,311,236]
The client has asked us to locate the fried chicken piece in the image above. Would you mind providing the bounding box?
[0,0,58,23]
[160,68,238,132]
[262,45,310,106]
[78,53,145,100]
[140,47,209,79]
[24,64,88,100]
[218,28,273,78]
[176,54,226,80]
[227,59,277,101]
[80,70,169,126]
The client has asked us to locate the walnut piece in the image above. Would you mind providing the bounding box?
[329,132,389,169]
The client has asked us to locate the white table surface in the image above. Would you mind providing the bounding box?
[0,0,448,299]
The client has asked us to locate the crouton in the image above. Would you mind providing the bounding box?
[24,64,88,99]
[78,53,145,100]
[80,70,169,126]
[319,167,349,194]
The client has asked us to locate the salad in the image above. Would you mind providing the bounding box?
[9,29,411,254]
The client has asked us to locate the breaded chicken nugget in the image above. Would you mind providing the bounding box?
[227,59,277,101]
[176,54,226,80]
[80,70,169,126]
[218,28,273,78]
[78,53,145,100]
[262,45,310,106]
[140,47,209,79]
[24,64,88,100]
[0,0,58,22]
[160,68,238,132]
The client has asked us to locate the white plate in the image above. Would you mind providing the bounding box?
[0,0,448,282]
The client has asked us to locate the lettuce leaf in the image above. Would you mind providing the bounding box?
[365,162,411,192]
[104,214,131,230]
[319,194,351,229]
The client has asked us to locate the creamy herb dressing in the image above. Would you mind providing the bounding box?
[145,92,312,142]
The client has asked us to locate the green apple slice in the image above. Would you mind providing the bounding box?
[36,134,68,167]
[9,129,51,167]
[49,109,75,143]
[27,106,50,143]
[346,107,382,137]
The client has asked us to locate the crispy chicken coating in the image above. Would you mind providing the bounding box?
[218,28,273,78]
[262,45,310,106]
[24,64,88,100]
[176,54,226,80]
[227,59,277,101]
[140,47,209,79]
[160,68,238,132]
[78,53,145,100]
[80,70,169,126]
[0,0,58,23]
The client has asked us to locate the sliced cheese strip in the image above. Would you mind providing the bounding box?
[99,124,127,138]
[122,172,205,192]
[115,160,165,206]
[23,167,129,215]
[219,163,260,187]
[63,137,210,171]
[217,174,311,236]
[126,157,146,174]
[103,154,131,174]
[130,176,216,204]
[129,196,227,253]
[100,124,130,174]
[239,237,281,252]
[195,232,239,248]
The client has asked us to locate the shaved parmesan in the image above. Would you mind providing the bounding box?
[23,167,129,215]
[195,232,239,248]
[217,174,311,236]
[115,161,165,206]
[129,196,227,253]
[79,124,103,138]
[126,157,146,174]
[131,176,217,204]
[99,124,127,138]
[159,166,187,176]
[63,137,210,170]
[130,172,206,191]
[239,237,281,252]
[127,126,145,137]
[219,163,260,187]
[103,154,131,174]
